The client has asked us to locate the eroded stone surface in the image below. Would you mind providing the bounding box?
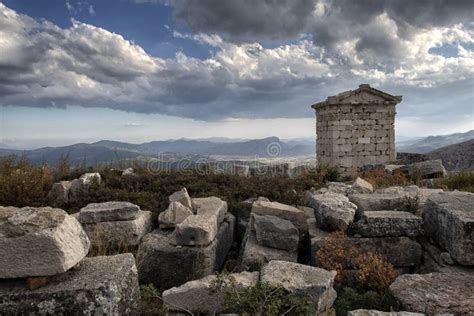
[403,159,447,179]
[253,214,299,251]
[0,253,140,315]
[192,196,228,224]
[158,201,193,229]
[169,188,192,209]
[175,214,218,246]
[261,260,337,313]
[349,211,423,237]
[47,181,72,205]
[308,192,357,231]
[251,200,308,236]
[349,193,405,217]
[352,177,374,193]
[348,310,424,316]
[78,201,140,224]
[390,272,474,315]
[162,271,258,314]
[423,191,474,265]
[0,206,90,279]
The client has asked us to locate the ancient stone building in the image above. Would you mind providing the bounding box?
[311,84,402,170]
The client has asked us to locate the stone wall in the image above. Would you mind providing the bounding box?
[316,103,396,169]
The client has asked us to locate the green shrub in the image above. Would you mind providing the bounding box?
[334,287,399,316]
[442,172,474,192]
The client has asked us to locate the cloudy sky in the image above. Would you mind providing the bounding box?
[0,0,473,149]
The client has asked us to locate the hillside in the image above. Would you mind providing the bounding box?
[397,130,474,154]
[428,139,474,171]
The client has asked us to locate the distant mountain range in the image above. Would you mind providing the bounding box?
[428,138,474,171]
[397,130,474,154]
[0,137,315,166]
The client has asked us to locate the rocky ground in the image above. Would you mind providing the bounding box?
[0,159,473,315]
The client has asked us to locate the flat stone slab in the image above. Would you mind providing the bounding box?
[349,211,423,237]
[169,187,192,209]
[192,196,228,224]
[0,206,90,279]
[390,272,474,315]
[312,236,422,268]
[136,213,235,289]
[348,310,424,316]
[253,214,299,251]
[162,271,258,314]
[81,210,152,248]
[158,201,193,229]
[261,260,337,313]
[251,200,308,236]
[175,214,218,246]
[241,226,297,271]
[403,159,447,179]
[423,191,474,265]
[308,192,357,231]
[0,253,140,315]
[78,201,140,224]
[349,193,405,217]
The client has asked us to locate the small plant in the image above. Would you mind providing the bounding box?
[87,226,136,257]
[358,168,412,189]
[398,194,420,214]
[354,251,399,294]
[140,284,168,315]
[334,287,399,316]
[442,171,474,193]
[209,272,314,315]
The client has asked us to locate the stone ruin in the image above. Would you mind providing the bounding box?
[312,84,402,171]
[2,170,473,314]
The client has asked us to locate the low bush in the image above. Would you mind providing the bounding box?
[442,171,474,193]
[140,284,168,315]
[358,168,412,189]
[334,287,399,316]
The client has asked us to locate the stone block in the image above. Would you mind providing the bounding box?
[78,201,140,224]
[251,201,308,237]
[307,192,357,231]
[348,193,405,218]
[358,137,371,144]
[261,261,337,313]
[136,214,235,289]
[352,177,374,193]
[390,272,474,315]
[81,211,152,248]
[349,211,423,237]
[348,310,423,316]
[0,254,140,315]
[403,159,447,179]
[162,271,258,314]
[423,192,474,265]
[47,181,72,205]
[253,214,299,252]
[158,201,193,229]
[192,196,228,224]
[169,187,192,209]
[0,206,90,279]
[175,214,218,246]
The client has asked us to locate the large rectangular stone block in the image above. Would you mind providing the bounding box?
[0,254,140,315]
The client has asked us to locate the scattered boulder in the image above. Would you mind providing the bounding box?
[175,214,218,246]
[348,310,424,316]
[423,191,474,265]
[81,210,152,248]
[47,181,72,205]
[69,173,101,202]
[0,206,90,279]
[158,201,193,229]
[251,200,308,236]
[169,188,192,209]
[0,253,140,315]
[261,260,337,313]
[78,201,140,224]
[307,192,357,231]
[349,211,423,237]
[348,193,405,218]
[162,271,258,314]
[315,182,353,195]
[390,272,474,315]
[192,196,228,224]
[136,213,235,289]
[352,177,374,193]
[402,159,447,179]
[253,214,299,252]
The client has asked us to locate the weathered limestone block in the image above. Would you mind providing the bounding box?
[158,201,193,229]
[78,201,140,224]
[169,187,192,209]
[251,200,308,236]
[261,261,337,313]
[390,272,474,315]
[47,181,72,205]
[314,182,353,195]
[352,177,374,193]
[0,253,140,315]
[192,196,228,224]
[423,191,474,265]
[175,214,218,246]
[241,226,297,271]
[253,214,299,252]
[403,159,447,179]
[69,172,101,201]
[307,192,357,231]
[162,271,258,314]
[312,235,422,268]
[81,211,152,248]
[136,214,235,289]
[0,206,90,279]
[349,211,423,237]
[348,193,405,217]
[348,309,424,316]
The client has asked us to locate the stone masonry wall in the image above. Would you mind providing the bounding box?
[316,103,396,169]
